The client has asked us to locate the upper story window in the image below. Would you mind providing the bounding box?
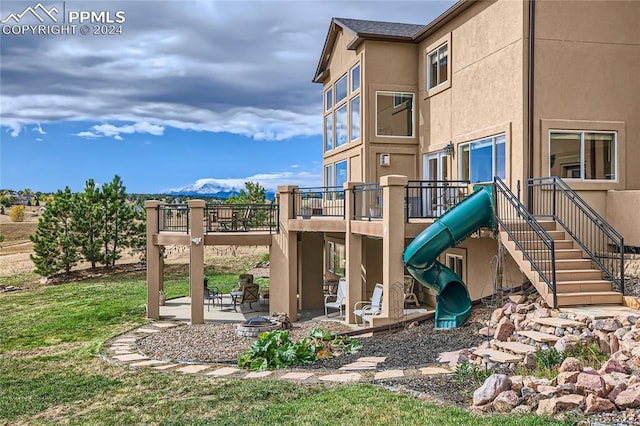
[350,95,360,141]
[350,63,360,92]
[549,131,616,181]
[459,134,506,183]
[325,87,333,111]
[427,42,448,90]
[324,114,333,151]
[335,104,348,147]
[376,91,414,137]
[335,74,348,104]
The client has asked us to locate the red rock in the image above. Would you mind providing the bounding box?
[599,359,626,375]
[493,390,519,413]
[559,357,584,373]
[614,384,640,409]
[585,394,617,413]
[473,374,512,406]
[557,371,580,385]
[608,383,628,403]
[610,334,620,353]
[490,308,505,326]
[536,394,585,416]
[493,317,515,342]
[576,372,606,396]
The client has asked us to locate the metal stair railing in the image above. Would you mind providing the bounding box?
[529,176,624,294]
[494,177,558,307]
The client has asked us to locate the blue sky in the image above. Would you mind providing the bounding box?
[0,0,454,194]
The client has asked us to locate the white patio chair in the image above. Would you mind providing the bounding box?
[324,277,346,317]
[353,283,383,327]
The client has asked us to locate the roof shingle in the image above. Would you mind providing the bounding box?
[334,17,424,38]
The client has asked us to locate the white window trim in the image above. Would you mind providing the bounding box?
[548,129,618,182]
[350,63,360,93]
[325,164,333,187]
[426,42,448,90]
[325,87,333,112]
[458,133,506,183]
[324,113,333,152]
[334,159,348,189]
[375,91,415,138]
[445,253,465,281]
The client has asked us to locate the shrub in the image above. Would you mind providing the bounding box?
[9,205,25,222]
[238,328,361,371]
[455,361,494,386]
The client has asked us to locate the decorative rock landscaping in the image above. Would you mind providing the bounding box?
[467,292,640,422]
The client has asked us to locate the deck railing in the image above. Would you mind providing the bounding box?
[157,203,278,233]
[404,180,470,220]
[158,204,190,232]
[494,177,558,307]
[205,203,279,233]
[529,176,624,293]
[353,183,383,220]
[292,187,345,218]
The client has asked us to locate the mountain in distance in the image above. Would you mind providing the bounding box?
[162,180,275,200]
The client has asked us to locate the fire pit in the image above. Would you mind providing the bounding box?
[236,316,280,337]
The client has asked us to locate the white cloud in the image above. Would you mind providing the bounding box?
[76,121,165,140]
[33,123,46,135]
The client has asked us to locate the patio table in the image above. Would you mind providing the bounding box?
[230,291,243,312]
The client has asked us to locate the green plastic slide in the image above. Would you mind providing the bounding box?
[402,185,494,328]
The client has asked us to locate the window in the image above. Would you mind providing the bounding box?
[335,160,347,189]
[350,63,360,92]
[549,131,616,181]
[350,95,360,141]
[325,87,333,111]
[446,253,464,280]
[335,104,347,147]
[324,114,333,151]
[335,74,348,104]
[376,92,414,137]
[327,241,346,276]
[459,134,506,183]
[325,164,333,187]
[427,42,448,89]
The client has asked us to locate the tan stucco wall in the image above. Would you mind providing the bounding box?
[417,0,526,188]
[533,0,640,189]
[607,191,640,247]
[298,233,325,309]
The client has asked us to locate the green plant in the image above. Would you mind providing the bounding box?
[535,347,565,370]
[238,328,361,371]
[455,361,494,386]
[564,342,608,369]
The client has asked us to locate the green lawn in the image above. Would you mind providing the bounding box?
[0,268,572,425]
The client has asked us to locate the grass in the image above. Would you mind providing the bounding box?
[0,268,572,425]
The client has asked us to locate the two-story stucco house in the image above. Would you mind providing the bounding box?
[146,0,640,328]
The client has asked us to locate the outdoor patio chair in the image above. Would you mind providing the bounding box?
[238,283,260,310]
[240,206,252,231]
[204,279,223,311]
[353,283,383,327]
[403,275,420,307]
[324,277,346,317]
[238,273,254,284]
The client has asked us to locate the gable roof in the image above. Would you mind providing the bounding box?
[313,1,474,83]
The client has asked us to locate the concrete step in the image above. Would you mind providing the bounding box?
[556,280,614,293]
[473,348,523,364]
[555,291,623,306]
[541,259,594,270]
[516,330,560,343]
[554,269,603,281]
[502,220,557,232]
[516,239,575,250]
[529,248,585,260]
[512,230,567,240]
[493,341,537,355]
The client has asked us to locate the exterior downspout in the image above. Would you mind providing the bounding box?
[527,0,536,209]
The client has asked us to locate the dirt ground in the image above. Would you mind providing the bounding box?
[0,207,269,278]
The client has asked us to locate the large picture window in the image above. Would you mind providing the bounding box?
[324,114,333,151]
[427,42,448,89]
[459,134,506,183]
[335,104,347,147]
[350,95,360,141]
[549,131,616,181]
[376,92,414,137]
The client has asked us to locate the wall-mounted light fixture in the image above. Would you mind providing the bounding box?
[191,237,202,245]
[444,143,455,156]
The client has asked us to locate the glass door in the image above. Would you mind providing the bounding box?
[423,151,449,216]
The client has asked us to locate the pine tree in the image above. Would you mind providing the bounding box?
[30,203,62,276]
[54,187,79,273]
[74,179,103,269]
[101,175,136,267]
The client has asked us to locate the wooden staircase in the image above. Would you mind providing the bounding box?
[499,219,623,307]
